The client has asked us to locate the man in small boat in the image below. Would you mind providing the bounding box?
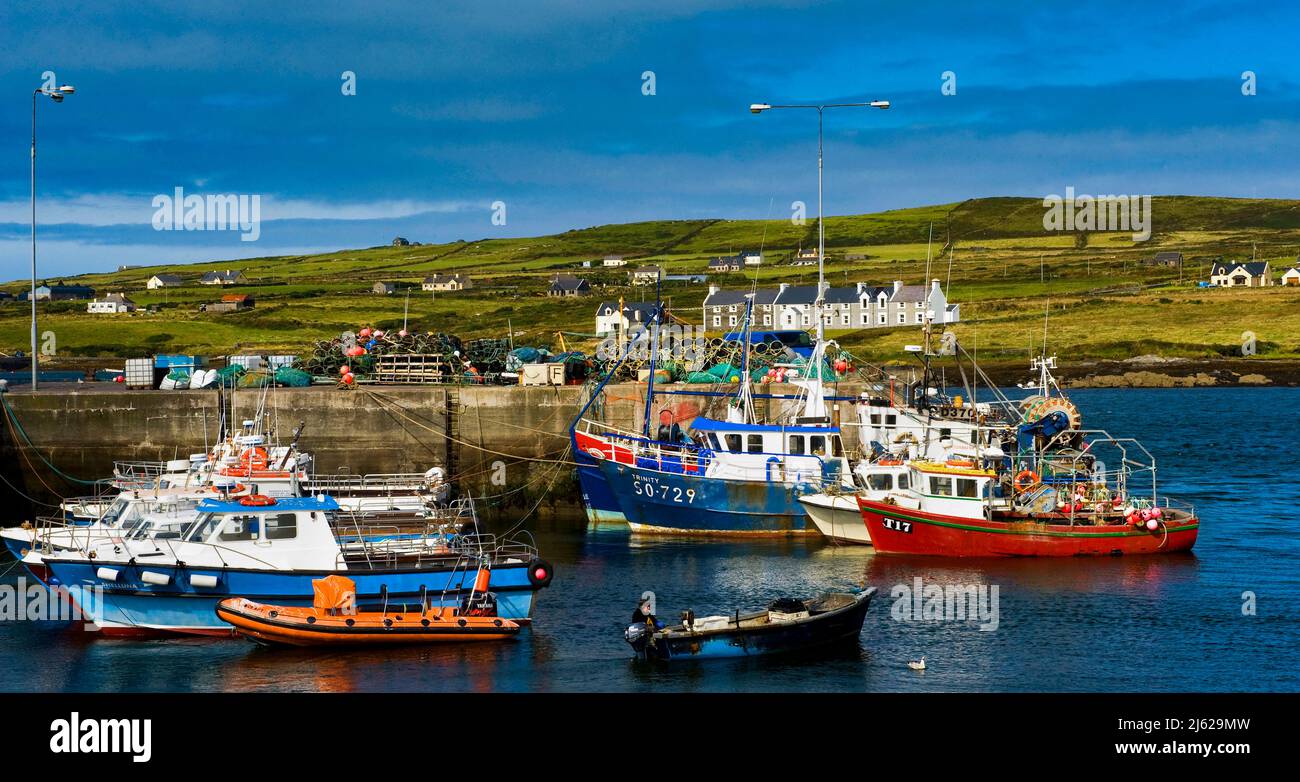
[633,595,658,628]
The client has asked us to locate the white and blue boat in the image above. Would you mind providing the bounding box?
[38,494,553,636]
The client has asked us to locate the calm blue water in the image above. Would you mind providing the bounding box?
[2,387,1297,692]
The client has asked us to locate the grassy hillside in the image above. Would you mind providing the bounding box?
[2,196,1299,364]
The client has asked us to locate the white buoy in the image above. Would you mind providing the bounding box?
[908,657,926,671]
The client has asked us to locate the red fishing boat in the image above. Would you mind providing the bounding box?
[859,496,1199,557]
[855,442,1199,557]
[848,350,1203,560]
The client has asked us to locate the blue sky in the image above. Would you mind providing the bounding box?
[2,0,1298,277]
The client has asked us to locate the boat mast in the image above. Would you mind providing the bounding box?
[641,270,663,438]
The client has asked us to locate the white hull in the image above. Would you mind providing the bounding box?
[799,493,872,545]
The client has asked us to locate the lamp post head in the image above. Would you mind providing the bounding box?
[870,100,890,109]
[49,92,64,103]
[58,85,76,95]
[749,103,771,114]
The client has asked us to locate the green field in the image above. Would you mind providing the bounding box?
[3,196,1299,363]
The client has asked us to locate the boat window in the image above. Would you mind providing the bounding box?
[183,513,221,542]
[265,513,298,540]
[830,435,844,457]
[867,473,892,491]
[885,414,897,426]
[939,428,952,440]
[930,476,954,496]
[724,434,742,452]
[956,478,979,498]
[707,433,722,451]
[869,413,882,425]
[810,435,826,456]
[747,434,764,454]
[218,514,259,542]
[898,472,910,490]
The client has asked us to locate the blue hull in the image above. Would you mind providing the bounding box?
[597,460,815,536]
[574,450,628,523]
[46,560,541,635]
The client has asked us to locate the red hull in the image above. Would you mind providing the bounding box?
[858,497,1199,557]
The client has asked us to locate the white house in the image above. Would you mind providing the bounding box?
[628,266,662,286]
[422,274,472,292]
[200,269,247,286]
[595,301,658,335]
[602,255,628,267]
[1280,265,1300,287]
[147,274,183,290]
[87,292,136,314]
[742,252,762,266]
[1210,261,1272,287]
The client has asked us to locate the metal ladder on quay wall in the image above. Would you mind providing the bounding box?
[444,387,460,493]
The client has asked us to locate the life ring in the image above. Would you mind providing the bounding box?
[587,447,607,460]
[946,458,975,468]
[209,483,247,494]
[238,494,276,507]
[240,447,269,470]
[526,557,554,588]
[1013,470,1040,493]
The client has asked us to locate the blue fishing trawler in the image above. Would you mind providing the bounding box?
[572,294,856,535]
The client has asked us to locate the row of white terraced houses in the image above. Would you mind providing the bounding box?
[699,278,960,332]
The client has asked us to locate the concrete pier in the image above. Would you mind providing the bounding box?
[0,382,872,518]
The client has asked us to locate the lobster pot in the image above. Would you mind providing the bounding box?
[125,358,157,390]
[266,355,297,371]
[228,355,264,371]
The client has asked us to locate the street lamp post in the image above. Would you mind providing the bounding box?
[30,83,75,391]
[749,99,889,345]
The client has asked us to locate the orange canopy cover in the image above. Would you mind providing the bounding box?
[312,575,357,611]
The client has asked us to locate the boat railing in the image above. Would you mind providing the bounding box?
[452,531,538,562]
[304,472,438,495]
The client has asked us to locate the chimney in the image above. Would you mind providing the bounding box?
[778,282,790,293]
[707,284,719,297]
[856,281,867,294]
[931,278,942,293]
[893,280,903,293]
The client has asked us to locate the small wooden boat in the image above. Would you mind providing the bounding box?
[624,588,875,661]
[216,573,520,647]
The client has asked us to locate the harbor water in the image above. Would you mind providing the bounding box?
[1,387,1296,692]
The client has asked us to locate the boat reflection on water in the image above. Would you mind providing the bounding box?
[215,642,515,693]
[852,547,1200,599]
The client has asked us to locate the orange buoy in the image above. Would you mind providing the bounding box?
[238,494,276,507]
[1013,470,1040,493]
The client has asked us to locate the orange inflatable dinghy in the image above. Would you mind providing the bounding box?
[215,574,520,647]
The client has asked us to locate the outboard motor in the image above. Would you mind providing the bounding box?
[624,622,652,654]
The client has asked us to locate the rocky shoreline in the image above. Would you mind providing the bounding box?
[972,357,1300,388]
